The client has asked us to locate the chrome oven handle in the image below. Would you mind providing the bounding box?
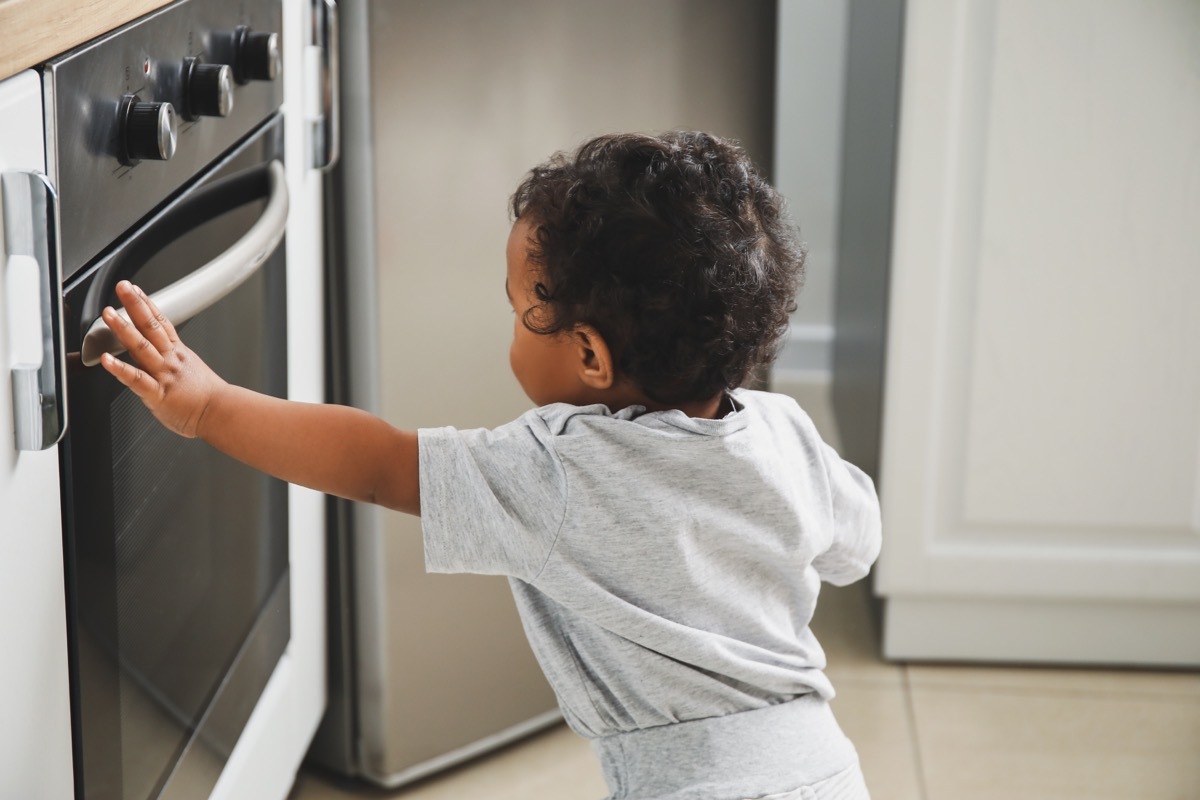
[3,171,68,451]
[81,159,289,367]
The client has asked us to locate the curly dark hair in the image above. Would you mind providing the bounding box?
[510,131,805,405]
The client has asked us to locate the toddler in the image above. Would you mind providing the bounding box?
[101,131,880,800]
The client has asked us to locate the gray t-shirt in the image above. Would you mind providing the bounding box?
[418,388,881,740]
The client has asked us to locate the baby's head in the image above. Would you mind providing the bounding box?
[506,131,804,414]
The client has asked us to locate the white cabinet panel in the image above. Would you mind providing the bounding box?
[877,0,1200,665]
[963,0,1200,531]
[0,68,75,799]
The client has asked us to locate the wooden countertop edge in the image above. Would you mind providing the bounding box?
[0,0,176,82]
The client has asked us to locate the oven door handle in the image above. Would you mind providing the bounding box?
[81,160,288,367]
[3,171,67,451]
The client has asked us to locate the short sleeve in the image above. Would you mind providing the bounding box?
[418,411,568,582]
[813,443,882,586]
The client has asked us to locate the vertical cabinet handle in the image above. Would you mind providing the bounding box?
[2,171,67,451]
[310,0,340,171]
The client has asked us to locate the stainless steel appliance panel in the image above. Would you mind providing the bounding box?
[43,0,283,279]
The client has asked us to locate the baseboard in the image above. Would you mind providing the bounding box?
[883,595,1200,667]
[774,323,834,377]
[771,368,832,392]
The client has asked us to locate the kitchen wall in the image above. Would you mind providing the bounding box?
[772,0,850,383]
[829,0,905,477]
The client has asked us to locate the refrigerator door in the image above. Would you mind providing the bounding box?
[352,517,562,786]
[306,1,559,786]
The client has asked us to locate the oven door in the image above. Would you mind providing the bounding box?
[60,116,289,800]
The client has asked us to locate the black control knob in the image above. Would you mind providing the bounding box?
[233,26,281,83]
[120,96,177,164]
[182,58,235,119]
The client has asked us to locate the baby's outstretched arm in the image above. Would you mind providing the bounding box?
[99,280,420,514]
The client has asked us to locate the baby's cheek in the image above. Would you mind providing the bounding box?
[508,340,524,383]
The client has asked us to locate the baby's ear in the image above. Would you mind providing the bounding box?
[573,325,615,390]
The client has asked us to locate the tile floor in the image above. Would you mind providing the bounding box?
[288,384,1200,800]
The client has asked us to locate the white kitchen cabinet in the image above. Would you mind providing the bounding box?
[0,68,75,798]
[876,0,1200,665]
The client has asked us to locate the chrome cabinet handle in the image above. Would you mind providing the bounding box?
[3,171,67,451]
[81,160,289,367]
[310,0,340,171]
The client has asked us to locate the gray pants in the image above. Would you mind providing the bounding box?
[740,762,870,799]
[591,695,871,800]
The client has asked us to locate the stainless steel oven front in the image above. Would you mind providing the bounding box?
[44,1,288,797]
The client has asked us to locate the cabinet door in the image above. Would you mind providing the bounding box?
[0,69,75,798]
[877,0,1200,665]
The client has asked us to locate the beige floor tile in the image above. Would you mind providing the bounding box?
[289,724,608,800]
[829,683,923,800]
[812,581,904,688]
[289,769,381,800]
[907,661,1200,699]
[910,685,1200,800]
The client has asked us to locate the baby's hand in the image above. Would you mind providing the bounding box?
[99,280,227,439]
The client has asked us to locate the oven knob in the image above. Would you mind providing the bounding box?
[233,26,281,83]
[182,58,235,119]
[121,96,178,163]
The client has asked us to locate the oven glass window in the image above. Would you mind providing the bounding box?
[61,126,289,800]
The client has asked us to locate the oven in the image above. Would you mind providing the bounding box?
[40,0,298,797]
[61,124,289,800]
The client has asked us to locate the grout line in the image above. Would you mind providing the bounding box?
[900,665,932,800]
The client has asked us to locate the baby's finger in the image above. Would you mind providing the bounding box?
[115,280,173,353]
[102,305,165,370]
[100,352,162,401]
[133,283,180,343]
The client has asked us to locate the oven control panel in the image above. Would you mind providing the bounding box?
[42,0,284,280]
